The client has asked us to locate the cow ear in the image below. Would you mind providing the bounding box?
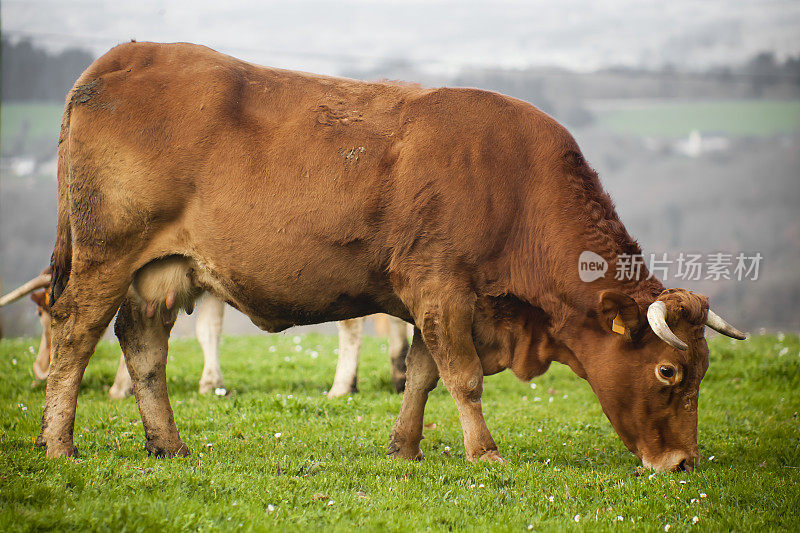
[598,291,642,341]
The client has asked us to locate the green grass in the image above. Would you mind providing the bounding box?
[595,100,800,138]
[1,332,798,531]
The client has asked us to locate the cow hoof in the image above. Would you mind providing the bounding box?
[145,439,190,458]
[108,383,133,400]
[42,441,80,458]
[477,450,506,463]
[327,386,357,399]
[387,438,424,461]
[198,379,224,395]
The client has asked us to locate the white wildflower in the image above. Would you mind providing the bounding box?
[700,493,707,498]
[692,516,699,524]
[214,388,227,396]
[574,514,580,523]
[664,524,671,532]
[267,504,275,512]
[274,432,282,439]
[616,516,624,521]
[327,500,334,506]
[293,336,302,344]
[708,455,715,461]
[530,383,537,389]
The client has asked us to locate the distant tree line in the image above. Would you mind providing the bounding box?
[1,38,95,102]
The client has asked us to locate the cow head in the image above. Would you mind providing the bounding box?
[581,288,745,472]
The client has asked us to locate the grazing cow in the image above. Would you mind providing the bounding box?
[1,276,408,397]
[38,41,745,471]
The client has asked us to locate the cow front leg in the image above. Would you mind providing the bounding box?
[388,327,438,460]
[108,352,133,399]
[329,318,364,397]
[114,298,189,457]
[417,293,502,462]
[196,295,225,394]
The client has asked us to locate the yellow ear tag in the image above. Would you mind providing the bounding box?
[612,313,626,335]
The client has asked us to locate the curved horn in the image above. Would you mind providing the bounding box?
[0,274,51,307]
[706,310,747,340]
[647,301,688,351]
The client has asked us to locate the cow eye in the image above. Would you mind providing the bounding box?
[655,363,681,385]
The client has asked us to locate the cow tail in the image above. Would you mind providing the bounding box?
[50,97,73,305]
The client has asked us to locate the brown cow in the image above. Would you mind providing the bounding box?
[37,42,745,470]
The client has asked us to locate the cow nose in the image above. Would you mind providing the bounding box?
[671,452,698,472]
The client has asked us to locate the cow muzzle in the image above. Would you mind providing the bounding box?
[642,450,699,472]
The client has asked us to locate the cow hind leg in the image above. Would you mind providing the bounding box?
[196,295,225,394]
[328,318,364,397]
[114,297,189,457]
[387,317,409,393]
[37,258,132,458]
[388,327,438,460]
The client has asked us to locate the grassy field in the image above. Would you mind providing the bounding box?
[0,332,799,531]
[593,99,800,138]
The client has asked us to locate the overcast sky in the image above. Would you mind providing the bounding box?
[3,0,800,75]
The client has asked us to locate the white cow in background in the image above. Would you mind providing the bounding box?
[1,275,409,399]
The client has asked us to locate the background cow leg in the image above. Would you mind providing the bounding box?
[329,318,364,397]
[114,298,189,457]
[37,259,130,458]
[196,294,225,394]
[388,327,438,460]
[108,352,133,399]
[32,312,51,381]
[387,316,409,393]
